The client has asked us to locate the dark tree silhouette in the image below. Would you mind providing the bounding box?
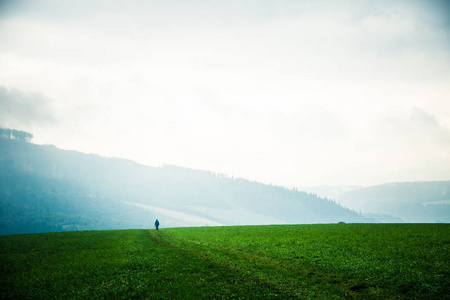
[0,128,33,142]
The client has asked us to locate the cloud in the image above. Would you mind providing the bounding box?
[408,107,450,147]
[0,0,448,186]
[381,107,450,150]
[373,108,450,181]
[0,86,57,128]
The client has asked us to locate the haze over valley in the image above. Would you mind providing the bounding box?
[1,132,449,235]
[1,134,371,234]
[0,1,449,234]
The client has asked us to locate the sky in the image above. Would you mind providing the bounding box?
[0,0,449,188]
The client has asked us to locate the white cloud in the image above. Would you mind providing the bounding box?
[372,108,450,182]
[0,0,449,186]
[0,86,56,129]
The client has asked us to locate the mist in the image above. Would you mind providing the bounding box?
[1,135,374,234]
[1,1,449,188]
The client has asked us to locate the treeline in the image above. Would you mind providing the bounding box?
[0,157,152,235]
[0,127,33,142]
[338,182,450,223]
[0,133,370,235]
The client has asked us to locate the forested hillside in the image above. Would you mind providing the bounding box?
[0,130,369,234]
[337,182,450,223]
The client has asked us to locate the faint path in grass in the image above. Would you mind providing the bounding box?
[1,225,448,299]
[152,230,366,299]
[155,224,450,299]
[2,229,313,299]
[149,230,312,299]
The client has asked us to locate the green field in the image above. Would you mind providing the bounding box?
[1,224,449,299]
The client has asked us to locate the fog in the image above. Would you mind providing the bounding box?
[1,0,449,187]
[1,136,374,234]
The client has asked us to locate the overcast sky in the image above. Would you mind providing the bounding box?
[1,0,449,187]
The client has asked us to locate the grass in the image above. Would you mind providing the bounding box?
[1,224,449,299]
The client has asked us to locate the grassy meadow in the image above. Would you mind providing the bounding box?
[1,224,449,299]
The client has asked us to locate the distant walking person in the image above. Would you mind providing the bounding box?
[155,219,160,230]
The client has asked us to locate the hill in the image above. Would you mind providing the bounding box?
[1,225,449,299]
[337,182,450,223]
[0,132,369,234]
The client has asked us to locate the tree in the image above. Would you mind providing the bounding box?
[0,127,33,142]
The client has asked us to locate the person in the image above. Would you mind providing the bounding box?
[154,219,160,230]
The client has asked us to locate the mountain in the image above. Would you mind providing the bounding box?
[299,185,361,200]
[0,131,370,235]
[337,182,450,223]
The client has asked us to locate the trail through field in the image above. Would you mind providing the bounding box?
[155,224,450,299]
[151,230,372,299]
[1,230,321,299]
[1,225,449,299]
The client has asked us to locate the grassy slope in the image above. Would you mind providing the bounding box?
[1,224,449,299]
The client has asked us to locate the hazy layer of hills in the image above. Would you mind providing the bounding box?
[337,182,450,223]
[0,133,369,235]
[3,129,448,235]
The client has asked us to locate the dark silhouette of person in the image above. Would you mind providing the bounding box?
[155,219,160,230]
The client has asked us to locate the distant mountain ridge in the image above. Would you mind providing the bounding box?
[299,185,361,200]
[337,182,450,223]
[0,132,370,234]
